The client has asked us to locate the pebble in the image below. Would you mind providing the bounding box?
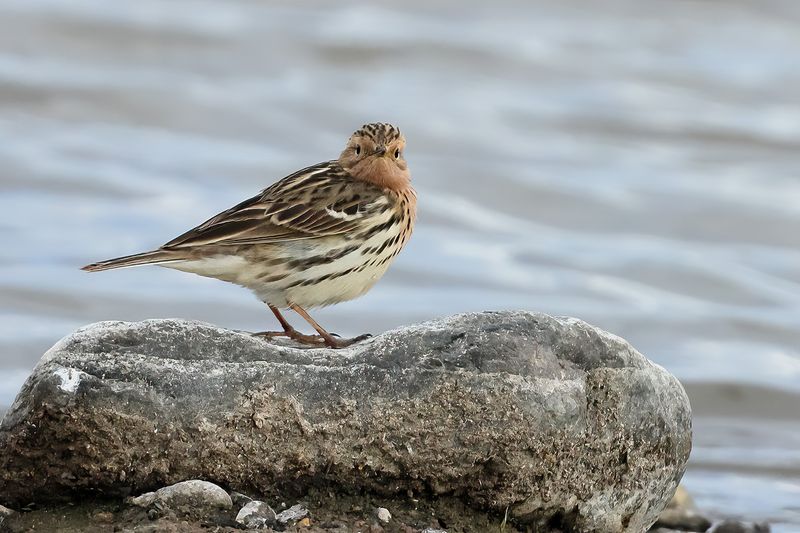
[653,485,771,533]
[235,500,277,530]
[230,491,253,508]
[713,521,770,533]
[653,508,712,532]
[276,504,309,526]
[667,485,695,510]
[92,511,114,523]
[376,507,391,523]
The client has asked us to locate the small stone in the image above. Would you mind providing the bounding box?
[421,529,447,533]
[667,484,695,510]
[376,507,391,523]
[230,491,253,508]
[276,504,309,526]
[93,511,114,523]
[235,500,277,530]
[653,508,712,532]
[298,517,311,527]
[713,521,770,533]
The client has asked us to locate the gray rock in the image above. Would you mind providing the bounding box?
[236,500,277,529]
[0,504,15,524]
[128,480,232,514]
[653,508,712,532]
[0,311,691,532]
[276,503,309,526]
[230,491,253,509]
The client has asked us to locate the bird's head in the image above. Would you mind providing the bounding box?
[339,122,410,191]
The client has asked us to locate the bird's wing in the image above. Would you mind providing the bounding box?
[162,161,391,249]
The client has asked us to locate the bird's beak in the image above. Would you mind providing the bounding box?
[374,145,387,156]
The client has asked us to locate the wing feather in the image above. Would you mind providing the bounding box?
[161,161,390,249]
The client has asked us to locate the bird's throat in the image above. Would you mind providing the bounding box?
[349,157,411,192]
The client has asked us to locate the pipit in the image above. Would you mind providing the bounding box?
[83,122,416,348]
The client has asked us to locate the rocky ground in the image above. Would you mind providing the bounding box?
[0,482,770,533]
[0,480,514,532]
[649,486,769,533]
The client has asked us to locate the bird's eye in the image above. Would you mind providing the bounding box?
[355,145,361,155]
[394,149,401,159]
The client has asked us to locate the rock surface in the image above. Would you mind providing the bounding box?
[0,311,691,532]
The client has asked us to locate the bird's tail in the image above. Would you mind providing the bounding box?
[81,249,181,272]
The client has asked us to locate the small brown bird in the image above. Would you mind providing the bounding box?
[83,123,416,348]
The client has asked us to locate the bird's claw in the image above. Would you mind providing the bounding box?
[253,328,372,349]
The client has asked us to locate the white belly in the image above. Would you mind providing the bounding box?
[165,231,405,309]
[284,258,393,308]
[260,228,404,308]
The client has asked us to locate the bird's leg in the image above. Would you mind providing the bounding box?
[290,304,371,349]
[269,304,294,334]
[251,304,296,338]
[252,304,326,345]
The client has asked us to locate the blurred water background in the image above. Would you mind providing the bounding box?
[1,0,799,529]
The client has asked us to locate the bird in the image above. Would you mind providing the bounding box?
[82,122,416,349]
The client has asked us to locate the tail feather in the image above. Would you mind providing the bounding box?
[81,250,180,272]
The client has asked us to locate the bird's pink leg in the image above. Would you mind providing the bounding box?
[290,304,371,349]
[252,304,326,345]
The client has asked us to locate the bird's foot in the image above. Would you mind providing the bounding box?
[252,328,326,345]
[322,333,372,349]
[252,328,372,349]
[252,330,286,338]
